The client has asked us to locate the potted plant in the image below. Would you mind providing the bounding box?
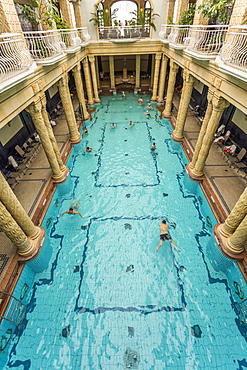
[129,7,159,36]
[178,4,196,25]
[197,0,235,24]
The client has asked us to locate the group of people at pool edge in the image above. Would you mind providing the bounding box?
[61,93,179,252]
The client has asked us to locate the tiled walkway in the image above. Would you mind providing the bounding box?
[0,95,246,285]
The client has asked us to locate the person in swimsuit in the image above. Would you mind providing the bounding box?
[138,97,144,103]
[61,200,84,218]
[84,146,97,152]
[128,121,134,127]
[156,219,179,252]
[110,122,117,128]
[151,142,156,151]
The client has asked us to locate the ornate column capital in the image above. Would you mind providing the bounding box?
[82,57,88,64]
[212,94,230,112]
[155,53,162,61]
[182,69,195,84]
[88,56,95,63]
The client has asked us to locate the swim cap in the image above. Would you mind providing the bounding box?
[69,207,74,211]
[162,220,167,224]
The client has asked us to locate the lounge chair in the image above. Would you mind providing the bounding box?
[228,148,247,168]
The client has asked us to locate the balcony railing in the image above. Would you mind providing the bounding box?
[77,27,91,45]
[23,30,65,64]
[0,33,33,83]
[168,25,190,49]
[158,25,172,43]
[219,26,247,72]
[186,25,228,59]
[98,26,149,41]
[59,29,82,52]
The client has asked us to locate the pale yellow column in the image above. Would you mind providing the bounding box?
[135,55,141,89]
[0,0,23,34]
[163,60,179,117]
[72,63,90,120]
[57,75,82,143]
[175,0,189,24]
[157,55,168,103]
[109,55,115,90]
[225,214,247,254]
[166,0,176,23]
[27,100,66,181]
[188,91,213,169]
[0,171,40,240]
[151,53,162,101]
[41,95,68,178]
[218,187,247,238]
[82,57,94,105]
[190,94,229,178]
[0,201,35,257]
[72,0,83,27]
[172,70,195,141]
[89,56,101,103]
[59,0,73,28]
[229,0,247,26]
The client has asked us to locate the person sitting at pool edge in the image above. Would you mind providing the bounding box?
[138,97,144,103]
[156,219,179,252]
[110,122,117,127]
[84,146,96,152]
[129,121,134,127]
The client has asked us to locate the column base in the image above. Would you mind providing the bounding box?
[70,133,82,144]
[214,224,247,258]
[53,166,69,184]
[87,100,94,105]
[18,226,45,260]
[84,112,91,121]
[94,98,101,103]
[186,164,204,180]
[171,131,183,142]
[163,111,172,118]
[157,98,164,103]
[150,97,157,101]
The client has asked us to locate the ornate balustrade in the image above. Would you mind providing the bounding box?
[168,25,190,49]
[158,25,172,43]
[186,25,228,59]
[0,33,33,83]
[219,26,247,72]
[59,29,81,52]
[98,25,148,41]
[77,27,91,45]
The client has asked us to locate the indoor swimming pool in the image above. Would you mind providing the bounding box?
[1,92,247,369]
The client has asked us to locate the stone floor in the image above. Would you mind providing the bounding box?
[0,94,246,285]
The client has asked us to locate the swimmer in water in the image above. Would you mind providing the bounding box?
[128,121,134,127]
[145,103,153,109]
[151,142,156,151]
[145,111,151,118]
[138,97,144,103]
[61,200,84,218]
[84,146,97,152]
[110,122,117,127]
[156,219,179,252]
[122,91,126,97]
[84,127,88,134]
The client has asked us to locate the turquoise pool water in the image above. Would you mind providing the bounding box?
[1,92,247,369]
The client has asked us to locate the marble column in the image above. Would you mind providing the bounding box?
[27,100,66,181]
[72,0,83,28]
[72,63,90,120]
[41,95,68,179]
[0,171,40,239]
[0,201,35,257]
[190,94,229,178]
[188,90,213,170]
[225,214,247,254]
[89,56,100,103]
[109,55,115,90]
[135,54,141,89]
[157,55,168,103]
[163,61,179,117]
[82,57,94,105]
[166,0,176,23]
[151,53,162,101]
[218,187,247,238]
[172,70,195,141]
[59,0,73,28]
[57,75,82,143]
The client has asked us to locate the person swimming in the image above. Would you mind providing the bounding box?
[122,91,126,97]
[110,122,117,127]
[156,219,179,252]
[138,97,144,103]
[61,200,84,218]
[151,142,156,151]
[128,121,134,127]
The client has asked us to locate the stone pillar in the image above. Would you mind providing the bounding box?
[59,0,73,28]
[27,100,67,181]
[82,57,94,105]
[172,70,195,141]
[188,90,213,170]
[190,94,229,178]
[218,187,247,238]
[157,54,168,103]
[57,75,82,143]
[175,0,189,24]
[40,95,69,181]
[0,201,35,257]
[0,171,40,239]
[72,0,83,27]
[109,55,115,90]
[151,53,161,101]
[166,0,176,23]
[0,0,23,34]
[229,0,247,26]
[72,63,90,120]
[135,54,141,89]
[193,0,209,25]
[89,56,100,103]
[163,61,179,117]
[225,214,247,254]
